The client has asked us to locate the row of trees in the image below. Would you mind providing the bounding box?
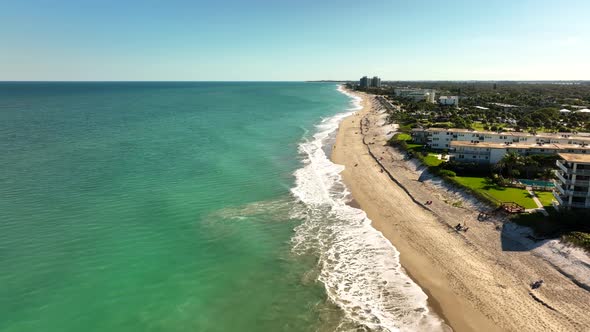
[360,81,590,133]
[493,152,556,180]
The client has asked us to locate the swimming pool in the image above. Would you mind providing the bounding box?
[518,179,555,187]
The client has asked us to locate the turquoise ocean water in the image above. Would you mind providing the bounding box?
[0,82,442,332]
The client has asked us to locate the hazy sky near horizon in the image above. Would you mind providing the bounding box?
[1,0,589,81]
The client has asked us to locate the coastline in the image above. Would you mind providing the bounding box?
[331,89,590,331]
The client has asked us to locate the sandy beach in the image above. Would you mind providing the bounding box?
[331,90,590,331]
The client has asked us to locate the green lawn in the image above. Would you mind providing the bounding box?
[535,191,555,207]
[406,143,424,153]
[453,176,538,209]
[395,133,412,141]
[423,153,443,167]
[430,121,454,128]
[471,122,486,131]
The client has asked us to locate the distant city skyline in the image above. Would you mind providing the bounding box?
[1,0,589,81]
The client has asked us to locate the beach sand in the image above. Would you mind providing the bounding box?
[331,90,590,331]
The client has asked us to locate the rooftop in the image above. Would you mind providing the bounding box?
[558,153,590,163]
[416,127,590,140]
[450,141,590,151]
[489,102,520,108]
[450,141,562,149]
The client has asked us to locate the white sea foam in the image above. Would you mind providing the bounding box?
[291,85,445,331]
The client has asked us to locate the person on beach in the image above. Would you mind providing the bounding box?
[531,280,544,289]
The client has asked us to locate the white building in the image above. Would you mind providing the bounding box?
[450,141,590,165]
[410,128,590,164]
[412,128,590,150]
[489,102,520,111]
[554,153,590,209]
[439,96,459,107]
[394,88,436,103]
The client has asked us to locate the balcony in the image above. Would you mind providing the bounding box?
[556,183,569,196]
[556,160,568,173]
[556,160,590,176]
[554,172,590,187]
[574,169,590,176]
[552,191,564,205]
[570,201,590,208]
[571,190,590,197]
[462,151,490,156]
[554,171,568,184]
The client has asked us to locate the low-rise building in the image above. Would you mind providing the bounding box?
[489,102,520,111]
[411,128,590,150]
[439,96,459,107]
[394,88,436,103]
[553,153,590,209]
[449,141,590,164]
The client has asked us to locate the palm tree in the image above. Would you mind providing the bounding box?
[522,156,539,178]
[539,168,556,181]
[496,152,524,179]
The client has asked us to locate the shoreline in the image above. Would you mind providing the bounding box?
[331,88,590,331]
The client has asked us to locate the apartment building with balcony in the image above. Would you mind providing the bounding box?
[448,141,590,164]
[411,128,590,150]
[394,88,436,103]
[553,153,590,209]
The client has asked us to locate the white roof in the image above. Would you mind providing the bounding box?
[576,109,590,113]
[475,106,489,110]
[559,108,571,113]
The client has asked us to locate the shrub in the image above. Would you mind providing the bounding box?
[562,232,590,252]
[438,169,456,178]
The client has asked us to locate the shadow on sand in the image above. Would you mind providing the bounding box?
[500,223,547,252]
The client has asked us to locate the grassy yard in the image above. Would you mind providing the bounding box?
[406,144,424,153]
[535,191,555,207]
[395,133,412,141]
[453,176,538,209]
[423,153,443,167]
[471,122,486,131]
[391,133,425,153]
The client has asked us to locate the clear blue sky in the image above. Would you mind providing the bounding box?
[1,0,589,81]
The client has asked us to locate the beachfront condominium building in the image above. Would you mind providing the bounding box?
[409,127,590,164]
[412,128,590,150]
[394,88,436,103]
[360,76,369,88]
[359,76,381,88]
[553,153,590,209]
[449,141,590,164]
[371,76,381,88]
[439,96,459,107]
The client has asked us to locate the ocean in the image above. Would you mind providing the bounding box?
[0,82,441,332]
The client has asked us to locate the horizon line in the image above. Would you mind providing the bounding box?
[1,79,590,83]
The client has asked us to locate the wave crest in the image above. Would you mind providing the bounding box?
[290,85,445,332]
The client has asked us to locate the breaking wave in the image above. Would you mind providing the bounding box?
[290,85,446,331]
